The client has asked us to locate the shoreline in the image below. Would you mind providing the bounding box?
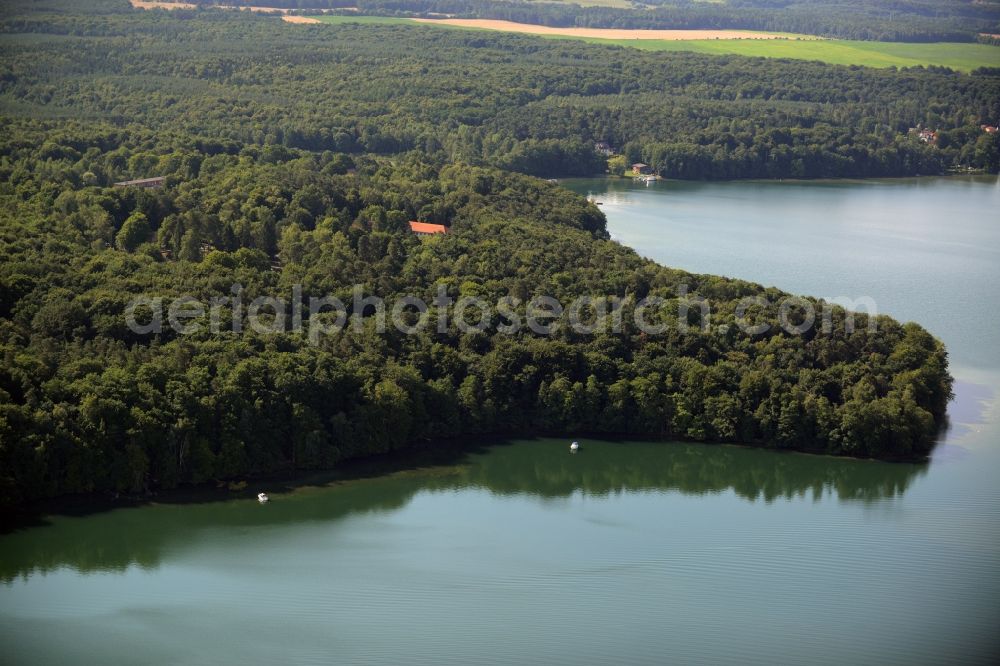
[1,424,944,533]
[561,172,999,185]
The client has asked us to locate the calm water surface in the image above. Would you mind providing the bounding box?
[2,177,999,665]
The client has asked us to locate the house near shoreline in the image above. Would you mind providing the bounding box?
[594,141,615,156]
[113,176,166,189]
[408,220,449,236]
[631,163,652,175]
[908,126,938,144]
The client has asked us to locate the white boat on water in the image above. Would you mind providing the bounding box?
[257,492,269,503]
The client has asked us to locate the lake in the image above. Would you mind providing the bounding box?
[2,177,999,665]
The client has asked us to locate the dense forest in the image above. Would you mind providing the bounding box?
[0,121,953,510]
[0,0,967,511]
[2,1,999,180]
[182,0,1000,42]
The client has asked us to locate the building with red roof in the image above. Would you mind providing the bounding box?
[408,221,449,236]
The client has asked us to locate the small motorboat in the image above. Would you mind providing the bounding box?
[570,441,580,452]
[257,492,269,503]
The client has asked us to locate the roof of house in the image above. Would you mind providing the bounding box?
[632,163,648,168]
[408,221,448,234]
[113,176,166,186]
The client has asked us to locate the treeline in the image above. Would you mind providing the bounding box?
[497,96,1000,179]
[0,120,953,510]
[2,1,999,180]
[178,0,1000,42]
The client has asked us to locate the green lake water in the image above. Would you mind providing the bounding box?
[2,176,999,665]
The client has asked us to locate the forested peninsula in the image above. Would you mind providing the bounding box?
[0,1,964,510]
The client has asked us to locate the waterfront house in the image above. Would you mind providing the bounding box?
[408,221,449,236]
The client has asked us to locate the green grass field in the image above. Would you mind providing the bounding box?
[309,15,1000,72]
[580,37,1000,71]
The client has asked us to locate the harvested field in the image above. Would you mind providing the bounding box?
[128,0,312,13]
[410,18,804,41]
[130,0,197,8]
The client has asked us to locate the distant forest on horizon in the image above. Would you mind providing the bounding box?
[175,0,1000,42]
[3,0,999,180]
